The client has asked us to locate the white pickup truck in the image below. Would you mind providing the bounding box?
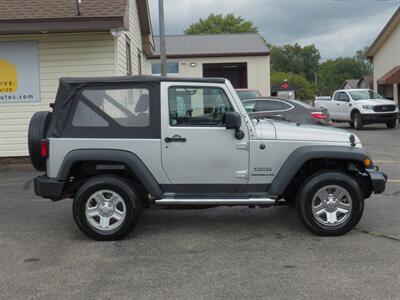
[314,89,399,130]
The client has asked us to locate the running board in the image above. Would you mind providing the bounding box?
[155,198,276,206]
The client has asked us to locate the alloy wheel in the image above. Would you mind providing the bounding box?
[311,185,352,226]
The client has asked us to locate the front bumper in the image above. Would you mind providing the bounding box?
[366,167,387,194]
[34,175,65,201]
[361,113,398,124]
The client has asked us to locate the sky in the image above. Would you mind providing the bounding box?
[148,0,400,60]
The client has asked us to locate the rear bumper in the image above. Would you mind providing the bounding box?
[366,168,387,194]
[34,175,65,201]
[361,113,398,124]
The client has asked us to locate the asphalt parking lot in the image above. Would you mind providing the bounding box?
[1,124,399,299]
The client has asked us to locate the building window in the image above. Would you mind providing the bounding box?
[126,37,132,75]
[151,61,179,75]
[137,49,142,75]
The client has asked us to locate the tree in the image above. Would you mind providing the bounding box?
[354,46,373,75]
[185,14,257,35]
[269,43,321,82]
[318,57,366,95]
[271,71,316,100]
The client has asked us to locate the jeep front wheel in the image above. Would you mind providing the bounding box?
[296,171,364,236]
[73,176,141,240]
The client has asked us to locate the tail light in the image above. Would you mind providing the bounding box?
[310,112,328,120]
[40,139,49,158]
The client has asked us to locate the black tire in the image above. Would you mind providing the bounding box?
[349,121,354,128]
[386,121,397,129]
[296,171,364,236]
[73,176,141,241]
[28,111,51,171]
[352,112,363,130]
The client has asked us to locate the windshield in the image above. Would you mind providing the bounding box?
[236,90,262,100]
[348,90,383,101]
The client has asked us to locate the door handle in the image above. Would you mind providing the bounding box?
[165,136,187,143]
[336,103,340,106]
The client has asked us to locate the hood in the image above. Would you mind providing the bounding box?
[253,120,361,144]
[353,99,395,105]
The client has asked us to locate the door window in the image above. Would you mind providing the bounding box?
[168,87,234,126]
[338,92,350,102]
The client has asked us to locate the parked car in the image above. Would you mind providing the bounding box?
[243,97,331,126]
[314,89,399,130]
[236,89,262,100]
[28,76,386,240]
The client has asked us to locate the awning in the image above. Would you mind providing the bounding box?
[377,66,400,85]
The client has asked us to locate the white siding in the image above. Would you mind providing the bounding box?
[374,24,400,83]
[148,55,271,96]
[373,22,400,104]
[0,33,114,157]
[116,0,149,76]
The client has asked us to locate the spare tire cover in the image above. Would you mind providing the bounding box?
[28,111,51,171]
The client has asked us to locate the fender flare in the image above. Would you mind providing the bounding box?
[57,149,164,198]
[268,145,369,196]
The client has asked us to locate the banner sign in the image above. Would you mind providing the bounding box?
[0,41,40,103]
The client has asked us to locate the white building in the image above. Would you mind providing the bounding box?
[0,0,153,157]
[148,34,271,96]
[367,6,400,104]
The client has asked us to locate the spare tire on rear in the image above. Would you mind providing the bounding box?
[28,111,51,171]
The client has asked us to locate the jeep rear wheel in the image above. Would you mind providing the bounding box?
[73,176,141,240]
[296,171,364,236]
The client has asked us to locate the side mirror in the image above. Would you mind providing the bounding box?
[224,112,245,140]
[225,111,241,129]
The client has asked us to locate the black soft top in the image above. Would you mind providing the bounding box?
[48,76,227,138]
[59,75,226,86]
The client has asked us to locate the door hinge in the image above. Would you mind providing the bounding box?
[236,141,249,151]
[236,170,249,179]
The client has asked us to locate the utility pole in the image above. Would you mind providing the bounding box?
[158,0,167,76]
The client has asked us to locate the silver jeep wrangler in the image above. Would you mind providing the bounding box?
[28,76,387,240]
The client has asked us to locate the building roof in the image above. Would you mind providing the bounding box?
[357,75,374,88]
[0,0,151,35]
[341,79,359,89]
[367,6,400,57]
[0,0,126,20]
[150,33,270,58]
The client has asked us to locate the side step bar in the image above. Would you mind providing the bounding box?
[155,198,276,206]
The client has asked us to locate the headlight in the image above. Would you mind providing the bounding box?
[362,105,374,109]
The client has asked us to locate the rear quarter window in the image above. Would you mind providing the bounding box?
[257,100,285,111]
[73,88,150,127]
[62,83,161,139]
